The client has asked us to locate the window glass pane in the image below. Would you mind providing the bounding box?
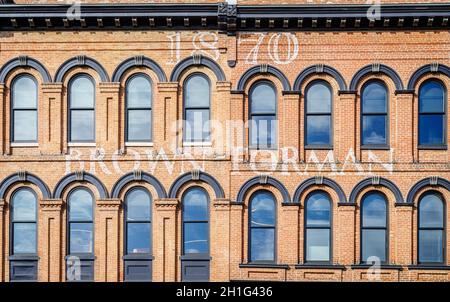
[362,192,387,227]
[362,229,386,262]
[419,230,443,263]
[185,75,209,107]
[127,110,152,141]
[251,83,276,113]
[69,189,93,221]
[69,223,93,253]
[13,111,37,141]
[250,228,275,262]
[306,82,331,113]
[70,76,95,108]
[250,192,275,227]
[419,81,445,113]
[306,192,331,227]
[362,82,387,113]
[13,76,37,108]
[70,110,95,141]
[185,109,210,142]
[13,189,36,221]
[306,229,330,262]
[419,115,444,145]
[127,223,151,254]
[362,115,386,145]
[183,189,208,221]
[250,115,276,148]
[127,75,152,108]
[13,223,36,254]
[306,115,331,145]
[419,194,444,228]
[126,189,151,221]
[184,222,208,254]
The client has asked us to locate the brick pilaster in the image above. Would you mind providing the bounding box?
[211,198,230,281]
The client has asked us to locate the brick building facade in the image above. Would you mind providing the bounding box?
[0,0,449,282]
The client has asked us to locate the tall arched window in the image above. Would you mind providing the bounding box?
[11,75,38,142]
[249,81,277,149]
[305,81,332,147]
[126,74,152,142]
[361,192,388,263]
[125,188,152,254]
[68,188,94,255]
[11,188,37,254]
[418,192,445,264]
[182,187,209,256]
[305,191,331,263]
[69,75,95,142]
[183,74,210,143]
[419,80,446,147]
[361,81,388,147]
[249,191,276,262]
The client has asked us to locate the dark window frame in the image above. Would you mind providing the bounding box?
[304,80,333,149]
[10,74,38,143]
[68,73,96,143]
[125,73,153,143]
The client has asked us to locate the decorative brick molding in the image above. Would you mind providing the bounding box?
[155,198,179,211]
[96,199,121,210]
[98,82,121,94]
[0,199,5,212]
[39,199,64,211]
[213,198,230,210]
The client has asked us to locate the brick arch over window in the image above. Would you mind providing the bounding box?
[168,171,224,199]
[236,64,291,92]
[235,176,291,204]
[406,177,450,204]
[111,56,167,83]
[53,171,109,199]
[350,64,404,91]
[170,55,226,82]
[111,171,167,199]
[407,64,450,90]
[0,172,51,199]
[293,65,347,91]
[293,177,347,204]
[349,177,404,204]
[54,55,110,82]
[0,56,52,83]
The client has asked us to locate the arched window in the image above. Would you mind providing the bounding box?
[305,81,332,147]
[249,81,277,149]
[418,192,445,264]
[125,188,152,254]
[182,187,209,255]
[305,191,331,263]
[361,81,388,147]
[11,188,37,254]
[69,75,95,142]
[126,74,152,142]
[419,80,446,147]
[68,188,94,254]
[361,192,388,263]
[183,74,210,143]
[249,191,276,262]
[11,75,38,142]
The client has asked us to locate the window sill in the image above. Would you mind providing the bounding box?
[304,145,333,150]
[180,254,211,261]
[65,254,96,261]
[418,145,447,150]
[239,263,290,269]
[123,254,154,260]
[351,264,402,270]
[10,143,39,147]
[9,254,39,261]
[125,142,154,147]
[360,145,390,150]
[183,142,212,147]
[68,142,96,147]
[295,263,346,270]
[407,265,450,270]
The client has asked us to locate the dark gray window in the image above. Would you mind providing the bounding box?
[11,188,37,254]
[361,81,388,147]
[126,74,152,142]
[125,188,152,254]
[11,75,38,142]
[183,74,210,143]
[69,75,95,142]
[182,187,209,255]
[419,80,447,147]
[418,192,445,264]
[361,192,388,263]
[249,81,277,149]
[68,188,94,254]
[249,191,276,262]
[305,81,332,147]
[305,191,331,263]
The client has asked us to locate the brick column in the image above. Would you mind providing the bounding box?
[279,203,300,264]
[337,92,357,162]
[41,83,64,155]
[229,203,243,278]
[211,198,230,281]
[215,82,231,156]
[395,92,414,163]
[230,92,245,161]
[337,203,356,265]
[282,93,300,162]
[39,199,63,282]
[394,204,414,265]
[153,198,179,282]
[0,84,5,155]
[0,199,5,281]
[156,83,179,153]
[95,199,121,282]
[98,83,121,153]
